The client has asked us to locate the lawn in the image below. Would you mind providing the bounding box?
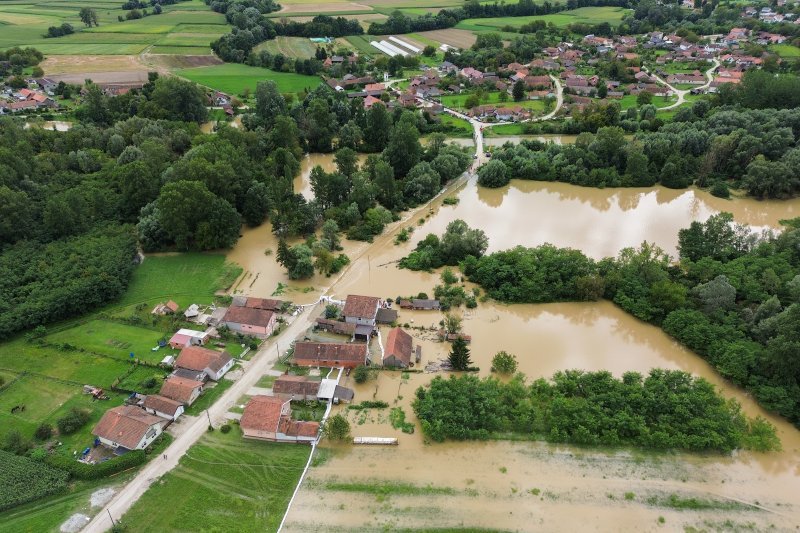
[769,43,800,58]
[120,429,311,533]
[617,94,677,111]
[184,375,236,416]
[45,319,165,362]
[456,6,631,31]
[256,36,320,59]
[176,63,321,96]
[441,92,548,114]
[438,113,473,137]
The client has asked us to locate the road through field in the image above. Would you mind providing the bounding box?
[81,305,320,533]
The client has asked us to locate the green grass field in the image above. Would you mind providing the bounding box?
[440,91,549,114]
[0,0,226,54]
[256,36,320,59]
[438,113,473,137]
[456,6,630,31]
[769,43,800,58]
[176,63,321,95]
[45,319,166,362]
[121,429,310,532]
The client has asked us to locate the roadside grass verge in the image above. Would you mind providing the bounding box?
[184,376,236,416]
[120,428,310,532]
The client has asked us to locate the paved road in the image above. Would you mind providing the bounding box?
[82,306,320,533]
[648,58,719,111]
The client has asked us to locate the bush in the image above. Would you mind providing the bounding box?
[45,450,146,480]
[34,423,54,441]
[2,430,31,455]
[353,365,370,384]
[491,351,518,374]
[323,413,351,441]
[56,408,90,435]
[710,181,730,199]
[220,424,231,434]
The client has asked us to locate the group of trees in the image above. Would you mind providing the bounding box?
[460,214,800,428]
[413,370,779,452]
[400,219,488,271]
[481,104,800,199]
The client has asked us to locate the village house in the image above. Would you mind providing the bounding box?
[343,295,382,327]
[175,345,234,381]
[666,71,706,85]
[142,394,184,421]
[292,341,370,368]
[223,305,277,338]
[152,300,179,316]
[159,376,204,406]
[232,296,286,312]
[168,328,211,349]
[364,95,382,109]
[315,317,357,336]
[383,327,413,368]
[240,395,319,443]
[92,405,167,452]
[272,375,321,400]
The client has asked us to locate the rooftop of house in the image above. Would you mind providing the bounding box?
[223,305,275,328]
[176,345,232,374]
[273,375,321,396]
[343,295,381,319]
[385,327,413,365]
[293,342,367,362]
[92,405,164,449]
[159,376,204,403]
[240,395,286,433]
[142,394,183,416]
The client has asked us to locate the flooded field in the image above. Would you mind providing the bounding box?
[227,152,800,531]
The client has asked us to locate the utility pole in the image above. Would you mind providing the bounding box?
[205,409,212,428]
[107,509,116,529]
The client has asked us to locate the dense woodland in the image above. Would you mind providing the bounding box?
[460,214,800,427]
[413,370,779,452]
[0,72,469,338]
[482,95,800,199]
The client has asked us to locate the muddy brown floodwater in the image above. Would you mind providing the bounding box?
[224,152,800,532]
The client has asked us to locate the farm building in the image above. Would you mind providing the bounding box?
[175,345,234,381]
[398,299,440,310]
[184,304,200,319]
[315,318,356,336]
[152,300,179,315]
[142,394,184,421]
[240,396,319,443]
[222,306,277,338]
[92,405,167,452]
[293,341,370,368]
[232,296,286,312]
[168,328,211,349]
[159,376,204,406]
[376,308,398,324]
[272,375,321,400]
[383,327,413,368]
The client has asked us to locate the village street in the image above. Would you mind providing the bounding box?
[82,304,322,533]
[646,58,720,110]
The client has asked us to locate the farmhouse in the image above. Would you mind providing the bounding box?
[222,306,277,338]
[92,405,167,452]
[293,341,369,368]
[383,327,413,368]
[272,375,321,400]
[151,300,179,315]
[343,295,382,327]
[240,396,319,443]
[398,299,441,310]
[159,376,204,406]
[175,345,234,381]
[315,317,356,336]
[232,296,286,312]
[168,328,211,349]
[142,394,184,421]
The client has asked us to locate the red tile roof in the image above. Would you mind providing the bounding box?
[279,417,319,438]
[159,376,203,403]
[223,306,275,328]
[92,405,164,449]
[273,375,321,396]
[175,346,232,374]
[343,295,380,320]
[143,394,183,416]
[385,327,412,366]
[293,342,367,363]
[244,298,284,311]
[240,396,285,433]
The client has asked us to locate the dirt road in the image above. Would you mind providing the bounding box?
[82,305,320,533]
[649,58,719,111]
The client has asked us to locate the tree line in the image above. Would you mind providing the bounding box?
[413,369,779,452]
[460,214,800,428]
[480,103,800,199]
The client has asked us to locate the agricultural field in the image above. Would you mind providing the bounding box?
[0,0,227,55]
[769,43,800,58]
[417,28,477,49]
[456,6,631,32]
[120,429,310,532]
[176,63,322,96]
[256,36,320,59]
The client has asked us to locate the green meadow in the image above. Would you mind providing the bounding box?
[456,6,631,32]
[176,63,322,95]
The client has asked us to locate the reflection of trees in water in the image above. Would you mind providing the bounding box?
[529,182,614,212]
[476,181,509,208]
[654,186,689,207]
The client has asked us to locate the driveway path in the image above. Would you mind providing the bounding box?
[648,58,719,111]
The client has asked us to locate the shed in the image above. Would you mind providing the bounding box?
[316,379,338,401]
[376,308,398,324]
